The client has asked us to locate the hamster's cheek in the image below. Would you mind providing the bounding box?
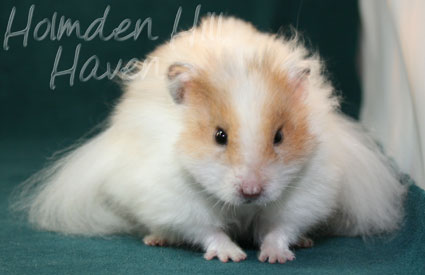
[259,161,305,202]
[179,156,242,204]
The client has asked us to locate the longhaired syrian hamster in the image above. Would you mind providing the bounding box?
[12,16,407,263]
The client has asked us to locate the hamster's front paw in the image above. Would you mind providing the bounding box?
[143,234,168,246]
[204,239,247,262]
[258,242,295,264]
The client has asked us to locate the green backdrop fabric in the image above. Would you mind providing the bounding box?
[1,142,424,274]
[0,0,360,142]
[2,0,424,274]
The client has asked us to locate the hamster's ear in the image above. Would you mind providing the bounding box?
[167,62,196,104]
[287,67,310,92]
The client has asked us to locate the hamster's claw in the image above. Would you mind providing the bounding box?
[294,236,314,248]
[143,234,168,246]
[258,247,295,264]
[204,245,247,262]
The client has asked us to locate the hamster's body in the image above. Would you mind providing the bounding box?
[13,17,406,263]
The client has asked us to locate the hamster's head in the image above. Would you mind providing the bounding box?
[168,53,318,206]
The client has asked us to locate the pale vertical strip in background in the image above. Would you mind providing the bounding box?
[360,0,425,188]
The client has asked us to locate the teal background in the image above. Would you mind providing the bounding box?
[0,0,360,142]
[4,1,423,274]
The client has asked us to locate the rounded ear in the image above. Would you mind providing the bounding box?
[288,67,310,91]
[167,62,196,104]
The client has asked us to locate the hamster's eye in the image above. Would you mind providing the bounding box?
[215,128,228,146]
[273,128,283,145]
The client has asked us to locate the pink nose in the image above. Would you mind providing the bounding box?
[240,181,263,199]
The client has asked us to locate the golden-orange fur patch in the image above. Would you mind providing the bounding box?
[252,54,316,164]
[176,69,243,166]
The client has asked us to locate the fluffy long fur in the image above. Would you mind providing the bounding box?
[11,16,407,262]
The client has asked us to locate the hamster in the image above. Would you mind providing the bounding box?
[12,16,407,263]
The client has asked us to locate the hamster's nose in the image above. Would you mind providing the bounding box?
[240,181,263,199]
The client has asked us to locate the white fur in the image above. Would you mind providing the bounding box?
[11,16,407,263]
